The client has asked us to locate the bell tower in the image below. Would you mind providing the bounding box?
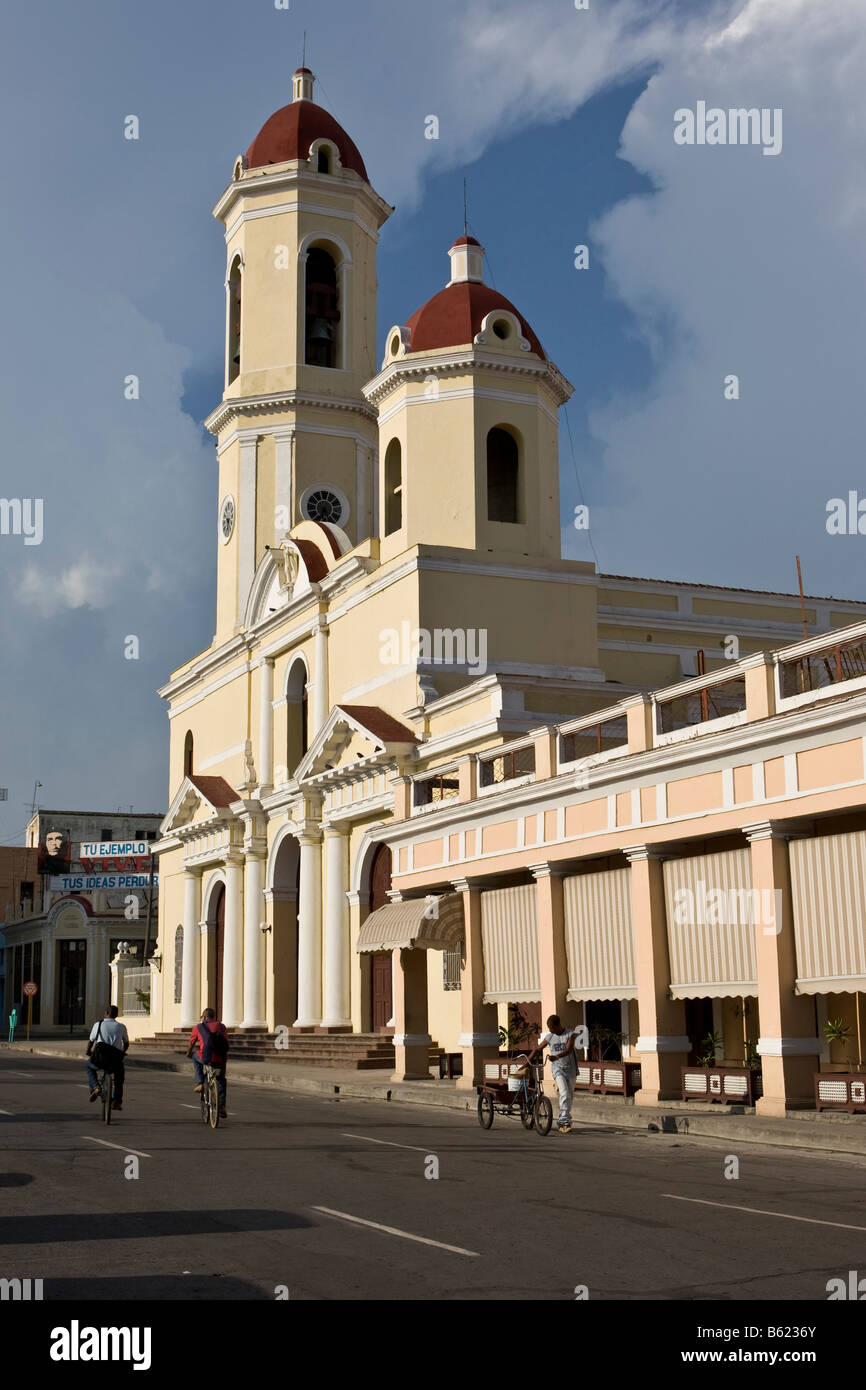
[206,71,393,641]
[363,236,573,562]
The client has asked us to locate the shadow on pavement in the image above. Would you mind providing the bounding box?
[0,1209,312,1245]
[39,1274,275,1300]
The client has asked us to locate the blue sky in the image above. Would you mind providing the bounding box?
[1,0,864,839]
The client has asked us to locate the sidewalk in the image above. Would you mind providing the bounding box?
[4,1038,866,1157]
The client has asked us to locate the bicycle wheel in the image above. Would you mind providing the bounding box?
[102,1072,112,1126]
[200,1078,210,1124]
[208,1076,220,1129]
[477,1093,494,1129]
[520,1096,535,1130]
[533,1095,553,1136]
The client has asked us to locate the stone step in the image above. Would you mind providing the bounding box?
[135,1026,444,1071]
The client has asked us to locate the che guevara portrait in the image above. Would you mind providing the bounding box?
[38,828,71,875]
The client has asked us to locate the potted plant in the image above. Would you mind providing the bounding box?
[682,1030,761,1103]
[696,1031,723,1067]
[497,1005,539,1056]
[823,1016,855,1072]
[589,1025,627,1062]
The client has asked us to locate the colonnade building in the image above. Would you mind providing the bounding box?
[147,72,866,1110]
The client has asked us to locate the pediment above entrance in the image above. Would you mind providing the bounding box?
[296,703,419,783]
[162,774,239,835]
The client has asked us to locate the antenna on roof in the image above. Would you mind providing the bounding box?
[302,30,307,68]
[795,555,809,640]
[463,178,468,237]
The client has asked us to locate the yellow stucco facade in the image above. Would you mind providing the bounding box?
[142,73,866,1111]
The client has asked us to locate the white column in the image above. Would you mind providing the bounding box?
[41,931,56,1028]
[241,851,266,1029]
[222,853,244,1028]
[237,434,258,625]
[313,620,329,734]
[180,870,202,1028]
[259,657,275,792]
[294,833,323,1027]
[322,827,351,1029]
[355,440,368,544]
[274,429,294,536]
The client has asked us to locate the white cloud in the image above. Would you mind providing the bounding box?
[15,558,121,617]
[576,0,866,593]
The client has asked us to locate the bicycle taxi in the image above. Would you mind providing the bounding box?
[477,1052,553,1136]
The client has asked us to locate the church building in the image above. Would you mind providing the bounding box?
[148,72,866,1106]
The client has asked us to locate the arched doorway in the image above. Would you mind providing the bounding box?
[205,883,225,1019]
[270,833,300,1029]
[369,844,393,1033]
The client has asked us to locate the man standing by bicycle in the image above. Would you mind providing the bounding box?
[86,1005,129,1110]
[533,1014,578,1134]
[187,1008,228,1118]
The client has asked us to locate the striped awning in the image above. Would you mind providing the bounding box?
[356,892,464,952]
[790,831,866,994]
[564,867,636,1002]
[481,884,540,1003]
[663,848,757,999]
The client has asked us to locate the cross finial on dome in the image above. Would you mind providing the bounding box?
[448,235,484,286]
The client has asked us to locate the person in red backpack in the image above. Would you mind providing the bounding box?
[186,1007,229,1117]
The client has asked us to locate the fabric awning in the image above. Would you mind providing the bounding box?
[790,830,866,994]
[663,848,758,1000]
[356,892,464,952]
[481,884,540,1003]
[564,866,636,1002]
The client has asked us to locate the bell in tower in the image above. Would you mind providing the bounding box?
[304,247,340,369]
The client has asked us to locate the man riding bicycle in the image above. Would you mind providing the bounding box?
[187,1008,228,1118]
[86,1005,129,1110]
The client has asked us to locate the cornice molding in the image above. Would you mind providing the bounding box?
[363,350,573,409]
[206,389,377,437]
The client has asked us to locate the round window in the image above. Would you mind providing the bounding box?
[219,495,235,544]
[492,319,510,340]
[301,486,349,526]
[390,334,401,357]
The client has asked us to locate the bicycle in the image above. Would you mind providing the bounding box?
[99,1068,114,1126]
[200,1062,222,1129]
[477,1055,553,1136]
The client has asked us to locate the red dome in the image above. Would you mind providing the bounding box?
[246,100,368,180]
[405,281,545,358]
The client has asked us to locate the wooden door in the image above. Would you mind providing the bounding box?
[369,845,393,1032]
[371,953,393,1032]
[214,886,225,1021]
[58,940,86,1025]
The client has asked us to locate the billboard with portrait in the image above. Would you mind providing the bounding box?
[37,828,71,876]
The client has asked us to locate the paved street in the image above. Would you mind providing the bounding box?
[1,1054,865,1302]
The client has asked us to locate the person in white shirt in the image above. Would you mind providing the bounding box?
[86,1005,129,1110]
[534,1014,578,1133]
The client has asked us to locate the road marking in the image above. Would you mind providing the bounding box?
[82,1137,151,1158]
[312,1205,480,1257]
[180,1104,233,1115]
[663,1193,866,1233]
[7,1070,37,1077]
[341,1132,428,1153]
[0,1109,14,1116]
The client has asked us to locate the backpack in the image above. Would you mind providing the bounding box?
[197,1022,228,1065]
[92,1020,122,1069]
